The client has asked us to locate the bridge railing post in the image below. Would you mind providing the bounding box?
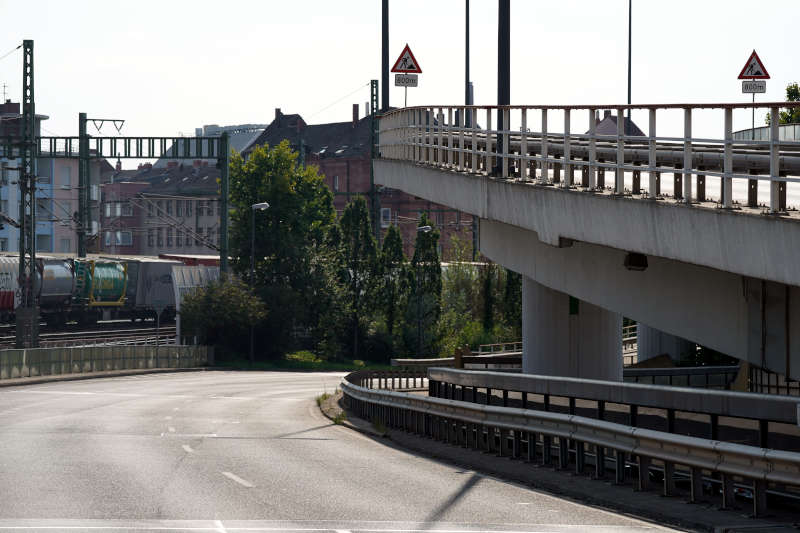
[723,108,733,208]
[563,109,572,188]
[485,108,493,175]
[588,108,597,190]
[447,107,454,168]
[539,109,548,185]
[520,108,528,180]
[458,106,465,171]
[616,107,625,195]
[437,108,444,166]
[648,108,657,199]
[683,108,693,204]
[471,108,479,174]
[502,107,510,178]
[770,105,781,213]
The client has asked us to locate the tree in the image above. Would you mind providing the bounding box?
[502,268,522,338]
[179,278,267,360]
[404,215,442,356]
[765,82,800,125]
[379,224,408,339]
[338,196,379,359]
[228,141,335,358]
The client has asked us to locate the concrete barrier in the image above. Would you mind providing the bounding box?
[0,344,211,381]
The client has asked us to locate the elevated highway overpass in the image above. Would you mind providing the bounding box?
[374,102,800,381]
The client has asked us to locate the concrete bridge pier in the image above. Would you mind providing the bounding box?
[522,276,622,381]
[636,324,695,364]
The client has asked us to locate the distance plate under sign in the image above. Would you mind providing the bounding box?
[395,74,418,87]
[742,80,766,94]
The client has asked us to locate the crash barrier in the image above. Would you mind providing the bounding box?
[427,368,800,450]
[477,342,523,354]
[343,369,800,518]
[0,344,212,379]
[392,352,522,370]
[623,365,740,389]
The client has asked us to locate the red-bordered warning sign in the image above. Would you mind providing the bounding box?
[738,50,770,80]
[391,44,422,74]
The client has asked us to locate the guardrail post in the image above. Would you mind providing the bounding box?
[502,389,508,407]
[447,108,454,168]
[759,420,768,448]
[471,108,479,173]
[683,108,693,204]
[615,450,626,484]
[629,405,638,427]
[512,430,521,458]
[526,432,537,462]
[458,107,465,171]
[521,391,527,409]
[499,428,510,457]
[558,437,569,469]
[594,446,605,479]
[636,455,651,491]
[485,108,493,174]
[721,473,736,509]
[769,106,780,214]
[597,159,605,189]
[674,164,683,200]
[723,108,733,208]
[520,108,528,180]
[485,387,491,405]
[539,109,548,185]
[696,165,706,202]
[563,109,572,188]
[501,108,509,178]
[575,441,585,474]
[709,414,718,440]
[748,169,758,208]
[666,408,675,433]
[663,462,676,496]
[542,435,552,466]
[689,467,704,503]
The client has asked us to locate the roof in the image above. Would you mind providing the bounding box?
[589,113,646,137]
[243,110,371,160]
[102,164,220,197]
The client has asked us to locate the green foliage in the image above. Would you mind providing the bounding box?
[766,82,800,125]
[502,268,522,338]
[179,277,267,360]
[403,215,442,356]
[379,225,408,338]
[228,141,335,358]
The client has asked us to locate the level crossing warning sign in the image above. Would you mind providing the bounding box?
[738,50,770,80]
[391,44,422,74]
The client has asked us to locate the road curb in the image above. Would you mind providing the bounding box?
[318,390,387,438]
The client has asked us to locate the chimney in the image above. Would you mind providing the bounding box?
[115,158,122,172]
[595,110,600,125]
[143,162,153,171]
[352,104,359,127]
[137,163,142,171]
[274,108,282,126]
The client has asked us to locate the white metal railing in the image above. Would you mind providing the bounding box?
[378,103,800,213]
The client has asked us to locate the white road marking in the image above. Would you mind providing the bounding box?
[182,444,194,453]
[215,519,227,533]
[221,471,255,488]
[168,427,176,433]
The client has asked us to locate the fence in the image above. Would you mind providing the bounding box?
[378,102,800,212]
[342,369,800,517]
[0,344,212,380]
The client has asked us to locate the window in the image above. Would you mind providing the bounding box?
[59,238,72,253]
[185,201,192,217]
[176,231,182,247]
[36,198,51,217]
[176,200,183,217]
[333,175,339,191]
[436,211,444,226]
[1,162,7,185]
[0,239,7,251]
[36,234,52,253]
[60,166,71,189]
[121,202,133,217]
[0,200,7,215]
[166,200,173,216]
[119,231,132,246]
[380,207,391,228]
[166,228,173,246]
[148,201,154,218]
[157,200,164,214]
[60,201,72,219]
[197,200,205,216]
[195,226,201,246]
[104,231,113,246]
[105,203,112,217]
[147,229,154,247]
[157,228,163,246]
[90,185,99,201]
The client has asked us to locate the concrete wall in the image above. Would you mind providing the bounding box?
[374,159,800,288]
[637,324,695,363]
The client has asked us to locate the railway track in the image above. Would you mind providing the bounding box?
[0,325,177,350]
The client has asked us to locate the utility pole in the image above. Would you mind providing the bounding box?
[219,132,230,275]
[495,0,510,175]
[369,80,381,243]
[465,0,471,116]
[78,112,89,257]
[16,39,38,348]
[381,0,389,111]
[626,0,632,136]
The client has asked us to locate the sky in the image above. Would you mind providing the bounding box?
[0,0,797,168]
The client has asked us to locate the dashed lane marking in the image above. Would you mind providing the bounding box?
[182,444,194,453]
[221,471,255,488]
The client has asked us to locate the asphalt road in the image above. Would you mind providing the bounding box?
[0,371,679,532]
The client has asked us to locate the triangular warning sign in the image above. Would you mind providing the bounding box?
[391,44,422,74]
[738,50,770,80]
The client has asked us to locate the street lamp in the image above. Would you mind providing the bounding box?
[250,202,269,365]
[416,225,432,358]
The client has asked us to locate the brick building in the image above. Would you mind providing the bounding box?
[243,107,474,259]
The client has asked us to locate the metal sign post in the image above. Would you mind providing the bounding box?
[391,44,422,108]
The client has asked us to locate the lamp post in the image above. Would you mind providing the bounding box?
[415,225,432,358]
[250,202,269,365]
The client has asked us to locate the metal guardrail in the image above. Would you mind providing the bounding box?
[427,368,800,449]
[378,102,800,212]
[0,344,211,379]
[392,352,522,370]
[342,369,800,517]
[623,365,740,389]
[477,341,523,354]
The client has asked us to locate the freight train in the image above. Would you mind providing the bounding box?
[0,255,219,326]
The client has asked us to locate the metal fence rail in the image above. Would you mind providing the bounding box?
[378,102,800,212]
[0,344,211,379]
[342,369,800,517]
[427,368,800,450]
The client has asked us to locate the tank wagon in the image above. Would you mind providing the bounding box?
[0,255,218,326]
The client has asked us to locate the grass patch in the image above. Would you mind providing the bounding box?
[332,411,346,425]
[215,351,392,372]
[316,392,331,407]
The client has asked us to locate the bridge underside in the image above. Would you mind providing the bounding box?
[375,159,800,380]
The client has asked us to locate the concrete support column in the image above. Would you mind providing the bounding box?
[636,324,695,364]
[522,276,622,381]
